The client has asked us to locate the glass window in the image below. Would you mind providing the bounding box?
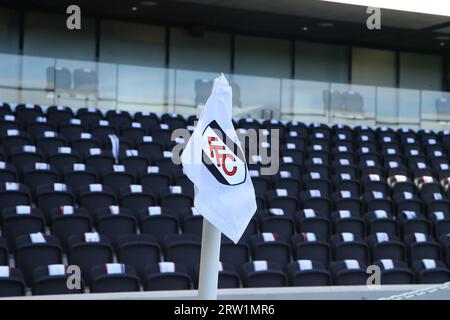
[100,20,165,67]
[295,41,348,83]
[400,52,442,90]
[0,7,19,54]
[170,28,230,73]
[352,47,396,87]
[234,35,290,78]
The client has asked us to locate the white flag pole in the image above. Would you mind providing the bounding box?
[197,219,221,300]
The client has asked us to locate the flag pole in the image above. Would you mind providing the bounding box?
[197,218,222,300]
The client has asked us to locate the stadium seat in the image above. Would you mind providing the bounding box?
[1,206,46,249]
[15,233,63,285]
[163,234,201,276]
[50,206,93,250]
[241,261,288,288]
[330,260,367,285]
[291,233,331,266]
[373,259,414,284]
[67,232,114,285]
[116,234,160,281]
[95,206,137,243]
[412,259,450,284]
[250,233,291,267]
[287,260,331,286]
[139,206,179,243]
[90,263,141,293]
[32,264,84,295]
[143,262,192,291]
[0,266,26,297]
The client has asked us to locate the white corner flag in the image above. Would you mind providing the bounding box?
[181,74,257,299]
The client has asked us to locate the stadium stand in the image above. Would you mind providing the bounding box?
[1,102,450,297]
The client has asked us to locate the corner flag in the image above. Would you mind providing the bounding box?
[181,74,257,244]
[181,74,257,300]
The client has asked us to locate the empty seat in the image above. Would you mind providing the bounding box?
[9,145,44,171]
[195,262,241,289]
[164,234,201,275]
[181,207,204,235]
[84,148,115,174]
[46,105,74,125]
[250,233,291,267]
[101,165,135,194]
[120,150,150,176]
[15,233,63,285]
[67,232,114,285]
[118,185,155,218]
[331,210,365,236]
[404,233,442,263]
[220,237,250,271]
[48,146,81,174]
[331,233,369,264]
[90,120,117,143]
[0,130,32,154]
[90,263,140,293]
[50,206,92,250]
[59,118,85,141]
[139,166,171,193]
[259,209,296,239]
[26,117,54,137]
[70,132,101,155]
[367,233,406,262]
[364,210,400,236]
[0,161,17,184]
[296,209,331,240]
[135,136,163,159]
[1,206,45,249]
[159,186,193,214]
[36,183,74,221]
[0,266,26,297]
[121,122,146,143]
[292,232,331,266]
[373,259,414,284]
[22,162,59,194]
[106,110,132,130]
[299,190,332,217]
[117,234,161,281]
[143,262,192,291]
[79,184,117,215]
[266,189,299,216]
[76,108,103,128]
[63,163,97,191]
[330,260,367,286]
[287,260,331,286]
[0,182,31,212]
[32,264,84,295]
[15,104,43,123]
[95,206,137,243]
[241,261,287,288]
[412,259,450,284]
[139,206,179,243]
[398,210,431,237]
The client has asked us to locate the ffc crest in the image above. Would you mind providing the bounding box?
[201,120,247,186]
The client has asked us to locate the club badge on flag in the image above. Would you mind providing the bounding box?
[181,74,257,243]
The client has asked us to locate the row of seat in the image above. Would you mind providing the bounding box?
[2,256,449,297]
